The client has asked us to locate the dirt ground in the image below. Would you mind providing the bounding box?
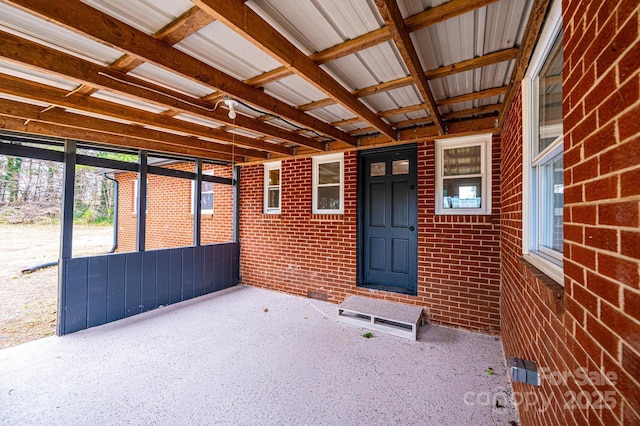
[0,224,113,350]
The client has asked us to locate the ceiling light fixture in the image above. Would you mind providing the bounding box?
[224,99,238,120]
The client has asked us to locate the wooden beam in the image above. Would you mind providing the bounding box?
[379,104,430,117]
[297,98,338,112]
[309,27,392,64]
[0,115,232,161]
[0,30,324,151]
[193,0,393,141]
[498,0,552,127]
[242,0,501,90]
[3,0,353,146]
[0,74,284,158]
[154,6,215,45]
[436,86,508,106]
[297,47,519,110]
[375,0,445,134]
[443,103,502,120]
[0,98,251,161]
[397,116,498,142]
[244,67,294,88]
[404,0,499,33]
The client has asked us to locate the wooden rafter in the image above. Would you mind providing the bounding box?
[405,0,499,32]
[436,86,508,106]
[285,47,518,112]
[0,98,255,161]
[0,115,232,161]
[498,0,552,127]
[0,74,289,158]
[2,0,354,147]
[0,30,324,151]
[193,0,393,141]
[240,0,499,91]
[374,0,445,134]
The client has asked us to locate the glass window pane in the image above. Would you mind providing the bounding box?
[202,181,214,192]
[317,186,340,210]
[392,160,409,175]
[538,32,563,153]
[442,177,482,209]
[268,188,280,209]
[539,156,564,252]
[370,162,385,176]
[319,162,340,184]
[443,146,481,176]
[268,169,280,186]
[201,192,213,211]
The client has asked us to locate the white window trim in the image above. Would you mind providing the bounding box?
[522,0,564,285]
[312,152,344,214]
[264,161,282,214]
[191,170,215,215]
[434,134,492,215]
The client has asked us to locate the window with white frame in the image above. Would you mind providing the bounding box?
[312,153,343,214]
[192,170,214,214]
[522,0,564,284]
[264,161,281,214]
[435,134,492,215]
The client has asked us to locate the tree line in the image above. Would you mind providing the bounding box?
[0,151,115,225]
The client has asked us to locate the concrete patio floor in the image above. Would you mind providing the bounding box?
[0,285,519,425]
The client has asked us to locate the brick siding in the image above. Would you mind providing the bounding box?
[500,0,640,423]
[239,138,502,334]
[115,163,233,252]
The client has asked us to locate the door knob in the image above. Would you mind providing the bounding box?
[409,226,415,231]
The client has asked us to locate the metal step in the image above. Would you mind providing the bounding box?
[337,295,423,341]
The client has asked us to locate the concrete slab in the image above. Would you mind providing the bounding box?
[0,285,519,425]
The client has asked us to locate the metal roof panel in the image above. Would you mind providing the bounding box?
[80,0,194,35]
[175,21,281,81]
[129,63,216,98]
[0,3,122,65]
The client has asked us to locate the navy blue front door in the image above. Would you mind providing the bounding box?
[359,146,417,295]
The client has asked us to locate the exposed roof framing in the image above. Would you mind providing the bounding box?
[374,0,445,134]
[194,0,394,140]
[0,0,543,164]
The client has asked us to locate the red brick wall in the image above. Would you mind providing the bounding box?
[500,0,640,424]
[239,138,502,333]
[115,163,233,252]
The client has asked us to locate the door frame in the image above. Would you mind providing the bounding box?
[357,144,418,296]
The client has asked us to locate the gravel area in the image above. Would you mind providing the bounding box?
[0,224,112,349]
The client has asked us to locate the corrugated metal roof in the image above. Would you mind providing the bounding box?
[90,90,168,114]
[0,0,539,161]
[129,63,216,98]
[0,60,79,91]
[80,0,194,36]
[0,3,122,65]
[175,21,281,81]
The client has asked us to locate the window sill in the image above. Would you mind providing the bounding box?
[519,256,565,316]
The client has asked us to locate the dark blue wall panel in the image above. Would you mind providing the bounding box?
[142,251,157,312]
[59,243,239,335]
[193,248,204,298]
[63,258,88,334]
[107,255,126,322]
[125,252,142,317]
[169,249,183,304]
[156,250,170,307]
[203,245,214,294]
[87,256,108,327]
[182,247,194,300]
